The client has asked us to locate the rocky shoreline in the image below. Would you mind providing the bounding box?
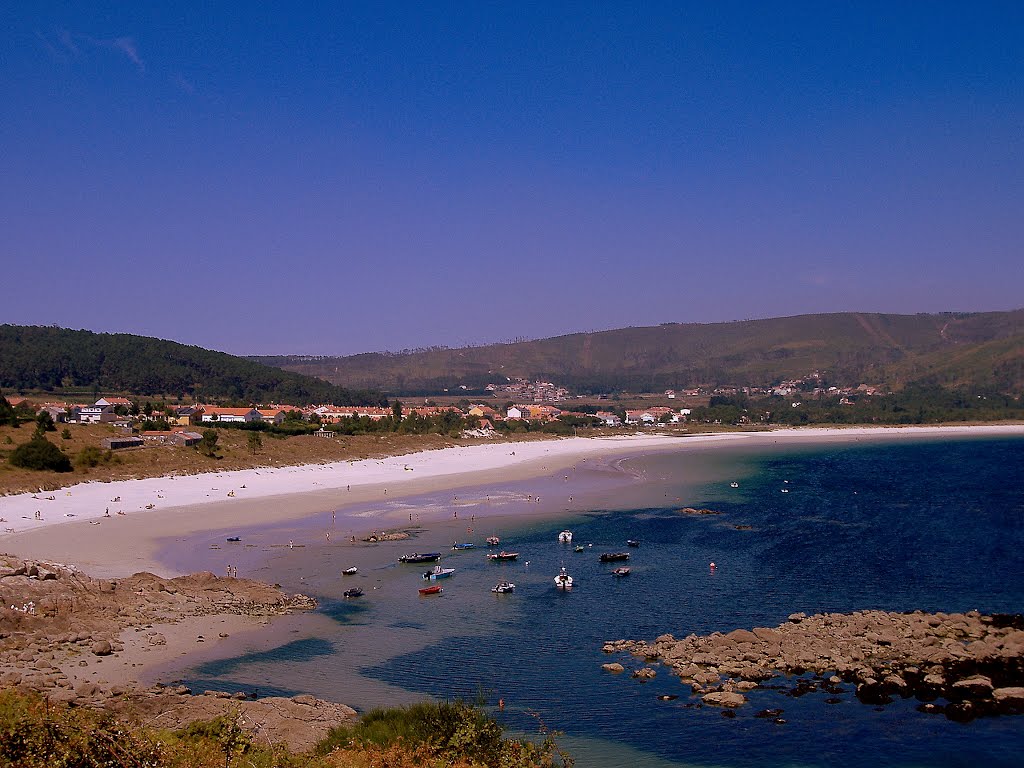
[603,610,1024,722]
[0,553,355,749]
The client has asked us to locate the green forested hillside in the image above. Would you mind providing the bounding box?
[0,325,384,405]
[256,310,1024,394]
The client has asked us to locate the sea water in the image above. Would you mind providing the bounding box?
[177,436,1024,767]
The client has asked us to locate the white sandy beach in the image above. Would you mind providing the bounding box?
[2,425,1023,576]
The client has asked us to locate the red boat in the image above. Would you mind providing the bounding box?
[418,585,443,595]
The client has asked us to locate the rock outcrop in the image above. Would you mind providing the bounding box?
[0,553,354,748]
[603,610,1024,721]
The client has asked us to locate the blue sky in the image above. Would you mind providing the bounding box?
[2,3,1022,355]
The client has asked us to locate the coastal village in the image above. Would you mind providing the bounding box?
[1,390,698,449]
[1,370,885,450]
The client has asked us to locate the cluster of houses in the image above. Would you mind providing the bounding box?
[4,394,694,451]
[485,378,571,403]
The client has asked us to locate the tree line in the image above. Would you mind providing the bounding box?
[0,325,384,406]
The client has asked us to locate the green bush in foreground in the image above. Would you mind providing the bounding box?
[7,436,72,472]
[317,700,573,767]
[0,688,571,768]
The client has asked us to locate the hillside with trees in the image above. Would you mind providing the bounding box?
[0,325,384,406]
[255,310,1024,395]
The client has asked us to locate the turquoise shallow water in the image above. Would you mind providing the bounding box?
[175,436,1024,767]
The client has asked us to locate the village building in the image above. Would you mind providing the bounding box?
[78,404,116,424]
[171,406,203,426]
[100,436,144,450]
[140,430,203,446]
[255,408,287,425]
[200,406,261,423]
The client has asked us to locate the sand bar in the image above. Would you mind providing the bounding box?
[2,425,1022,577]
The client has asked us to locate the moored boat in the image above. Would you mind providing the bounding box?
[226,536,241,542]
[612,567,631,577]
[574,545,584,553]
[398,552,442,564]
[418,585,443,595]
[486,551,519,562]
[491,581,516,594]
[486,535,500,546]
[423,565,456,580]
[342,566,358,575]
[343,587,364,598]
[554,566,573,589]
[558,530,573,543]
[452,542,476,550]
[626,539,640,548]
[599,552,630,563]
[730,481,739,488]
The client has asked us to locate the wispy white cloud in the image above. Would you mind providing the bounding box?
[57,29,78,55]
[170,73,195,94]
[110,37,144,72]
[35,30,61,59]
[36,30,145,73]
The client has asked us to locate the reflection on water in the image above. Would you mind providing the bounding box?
[176,437,1024,768]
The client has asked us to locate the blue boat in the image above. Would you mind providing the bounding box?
[452,542,476,551]
[423,566,456,580]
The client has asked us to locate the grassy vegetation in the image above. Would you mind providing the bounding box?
[0,421,465,495]
[258,310,1024,394]
[0,688,571,768]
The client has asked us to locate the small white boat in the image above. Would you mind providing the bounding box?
[342,567,358,575]
[730,481,739,488]
[486,535,500,546]
[423,565,456,580]
[558,530,573,543]
[554,566,573,589]
[491,581,516,594]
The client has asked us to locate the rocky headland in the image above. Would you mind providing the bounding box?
[0,553,355,749]
[603,609,1024,722]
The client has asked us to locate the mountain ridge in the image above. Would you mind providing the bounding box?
[253,310,1024,395]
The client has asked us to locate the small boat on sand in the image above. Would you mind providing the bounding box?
[342,567,358,575]
[558,530,573,543]
[419,585,443,596]
[399,552,442,564]
[452,542,475,551]
[599,552,630,563]
[423,566,456,580]
[486,551,519,562]
[612,567,631,577]
[226,536,241,542]
[491,581,516,594]
[626,539,640,548]
[343,587,364,598]
[554,566,573,590]
[486,535,500,546]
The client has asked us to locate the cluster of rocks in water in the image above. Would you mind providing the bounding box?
[603,609,1024,722]
[0,553,353,749]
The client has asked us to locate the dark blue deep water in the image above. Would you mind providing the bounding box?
[184,437,1024,767]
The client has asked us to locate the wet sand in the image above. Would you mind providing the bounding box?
[4,424,1023,706]
[3,426,1023,578]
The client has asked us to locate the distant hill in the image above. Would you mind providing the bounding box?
[0,325,384,405]
[254,310,1024,395]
